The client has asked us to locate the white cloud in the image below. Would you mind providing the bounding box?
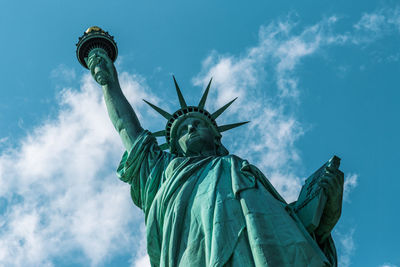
[130,224,150,267]
[335,228,356,267]
[133,254,151,267]
[193,16,350,202]
[3,6,398,265]
[0,72,156,266]
[0,137,8,144]
[352,6,400,44]
[192,8,393,204]
[354,13,386,32]
[379,264,399,267]
[194,16,346,102]
[50,64,77,82]
[344,173,358,202]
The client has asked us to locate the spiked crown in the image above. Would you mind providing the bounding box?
[144,76,249,153]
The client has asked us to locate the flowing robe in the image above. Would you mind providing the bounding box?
[117,131,337,267]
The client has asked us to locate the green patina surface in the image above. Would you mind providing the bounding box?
[77,27,343,267]
[117,131,337,266]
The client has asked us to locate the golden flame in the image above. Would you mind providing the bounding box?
[85,26,104,34]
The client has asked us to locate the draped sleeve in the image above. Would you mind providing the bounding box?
[116,130,174,216]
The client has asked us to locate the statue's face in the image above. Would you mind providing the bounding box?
[177,117,217,156]
[86,49,111,85]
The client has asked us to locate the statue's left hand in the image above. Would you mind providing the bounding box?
[314,166,344,241]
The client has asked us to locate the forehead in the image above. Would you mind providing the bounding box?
[177,116,209,130]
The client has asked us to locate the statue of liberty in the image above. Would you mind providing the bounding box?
[77,27,344,267]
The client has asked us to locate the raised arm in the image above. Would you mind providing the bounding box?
[86,49,143,150]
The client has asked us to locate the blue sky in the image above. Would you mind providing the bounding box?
[0,0,399,266]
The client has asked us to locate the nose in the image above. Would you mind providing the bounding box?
[188,124,196,133]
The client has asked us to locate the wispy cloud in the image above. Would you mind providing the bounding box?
[354,13,387,32]
[335,228,356,267]
[344,173,359,202]
[0,73,158,266]
[50,64,77,83]
[379,263,399,267]
[130,224,150,267]
[4,4,399,265]
[191,6,399,203]
[352,6,400,44]
[0,137,8,149]
[193,15,351,201]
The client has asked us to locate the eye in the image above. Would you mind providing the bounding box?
[177,124,187,137]
[193,120,201,127]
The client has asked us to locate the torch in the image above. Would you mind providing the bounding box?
[76,26,118,69]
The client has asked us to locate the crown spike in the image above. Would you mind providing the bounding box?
[198,78,212,109]
[143,99,172,120]
[218,121,250,133]
[159,143,170,150]
[211,97,238,120]
[151,130,166,137]
[173,76,187,109]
